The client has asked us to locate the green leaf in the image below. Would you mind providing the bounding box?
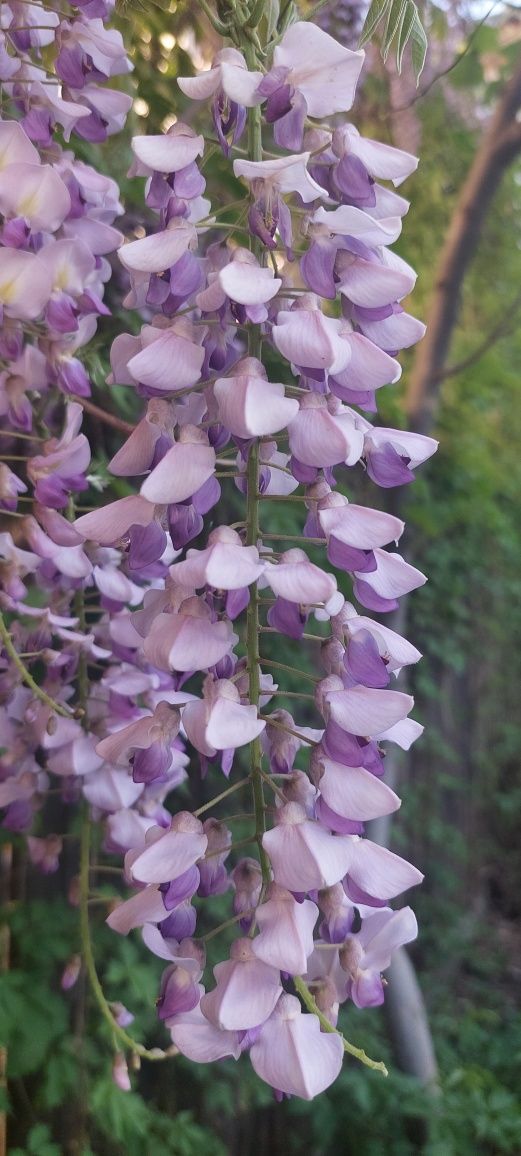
[359,0,427,79]
[396,0,417,72]
[382,0,408,61]
[359,0,393,47]
[410,6,428,81]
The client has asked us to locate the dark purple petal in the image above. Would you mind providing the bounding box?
[365,443,414,488]
[168,504,203,549]
[160,865,200,909]
[226,586,250,620]
[128,522,167,570]
[268,597,307,640]
[353,578,399,614]
[157,964,200,1020]
[327,537,376,574]
[132,741,172,784]
[174,162,205,200]
[300,240,337,299]
[344,631,390,688]
[315,796,364,836]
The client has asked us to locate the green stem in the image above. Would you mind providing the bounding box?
[194,776,251,817]
[259,714,319,747]
[243,43,272,892]
[79,813,171,1061]
[293,976,388,1076]
[0,612,74,718]
[260,626,325,642]
[260,657,319,684]
[201,908,255,943]
[261,533,326,545]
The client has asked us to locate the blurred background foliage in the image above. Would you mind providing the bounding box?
[2,1,521,1153]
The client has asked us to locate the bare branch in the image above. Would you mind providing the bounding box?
[406,52,521,435]
[434,289,521,383]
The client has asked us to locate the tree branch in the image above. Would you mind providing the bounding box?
[433,289,521,383]
[406,53,521,436]
[71,395,135,435]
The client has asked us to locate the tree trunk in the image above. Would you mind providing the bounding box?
[375,50,521,1102]
[406,52,521,433]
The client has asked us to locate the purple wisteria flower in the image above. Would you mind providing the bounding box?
[0,0,434,1103]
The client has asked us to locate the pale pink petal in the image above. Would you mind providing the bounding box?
[141,924,182,961]
[74,496,155,545]
[201,940,282,1031]
[319,502,404,549]
[263,560,336,604]
[263,803,354,892]
[0,249,51,320]
[340,333,401,390]
[182,699,216,757]
[118,222,196,273]
[272,309,350,374]
[234,154,326,202]
[355,550,426,599]
[44,238,96,296]
[144,613,237,672]
[170,540,264,590]
[366,427,438,468]
[316,758,400,820]
[313,205,402,246]
[377,718,424,748]
[131,130,204,173]
[107,809,154,852]
[358,310,426,350]
[219,260,280,305]
[169,989,243,1061]
[250,993,343,1099]
[96,714,156,765]
[274,21,364,118]
[127,328,205,392]
[106,885,167,934]
[359,906,418,970]
[0,163,70,231]
[326,685,414,737]
[64,217,123,255]
[108,332,142,385]
[345,126,418,185]
[348,839,423,899]
[83,768,143,812]
[140,444,215,504]
[338,254,416,308]
[177,71,221,101]
[0,120,40,167]
[109,419,161,476]
[206,698,265,750]
[218,57,263,106]
[288,406,364,467]
[47,735,103,778]
[252,887,318,975]
[214,375,298,438]
[343,615,422,671]
[130,821,208,885]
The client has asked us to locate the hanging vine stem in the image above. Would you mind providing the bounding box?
[293,977,388,1076]
[0,612,75,719]
[73,544,172,1062]
[194,776,252,817]
[243,38,273,894]
[79,813,173,1061]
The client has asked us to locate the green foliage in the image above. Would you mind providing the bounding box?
[360,0,428,80]
[5,3,521,1154]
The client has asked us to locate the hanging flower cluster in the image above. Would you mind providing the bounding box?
[0,1,436,1101]
[0,0,134,845]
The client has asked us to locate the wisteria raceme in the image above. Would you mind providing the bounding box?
[0,0,436,1101]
